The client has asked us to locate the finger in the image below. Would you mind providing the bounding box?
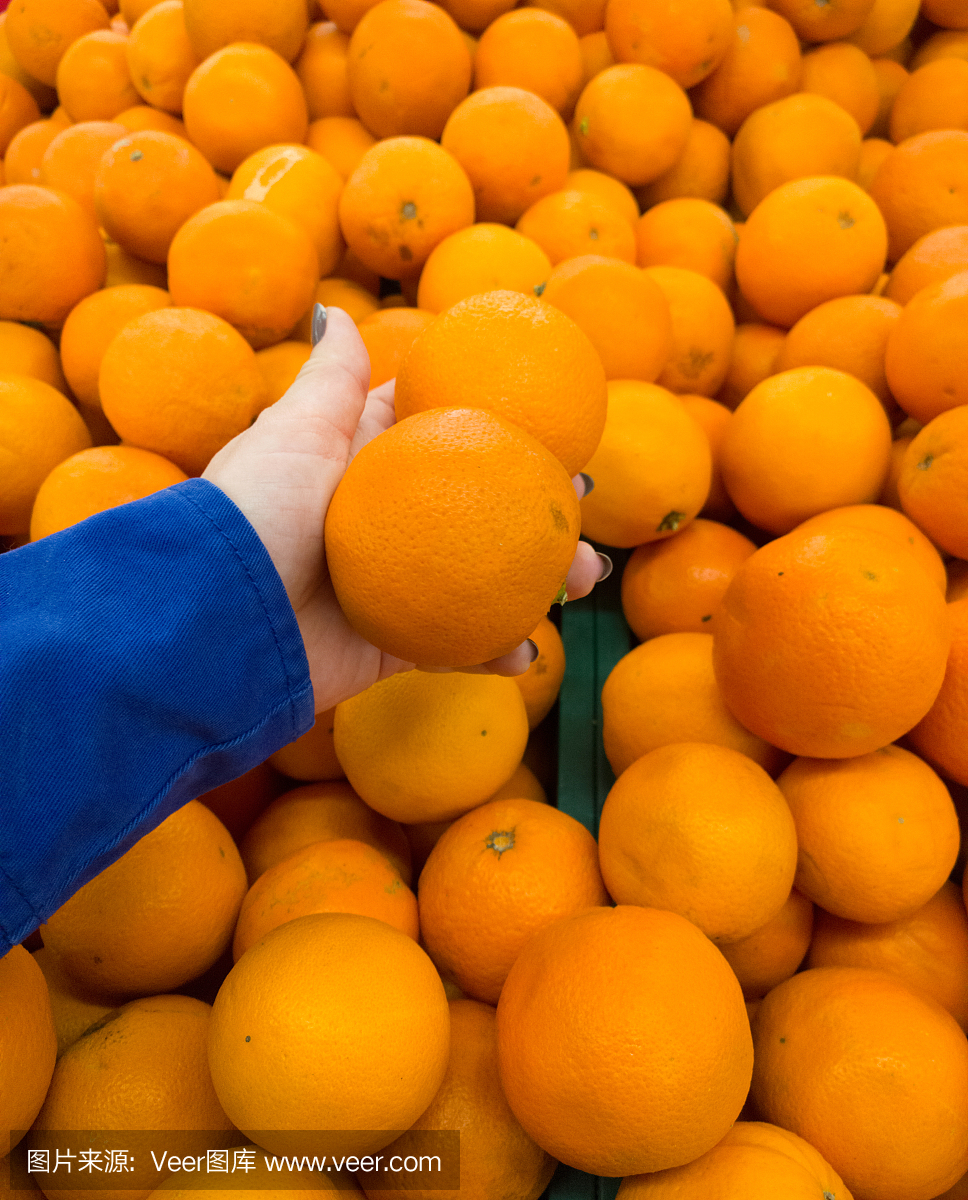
[565,539,612,602]
[350,378,397,460]
[418,638,538,678]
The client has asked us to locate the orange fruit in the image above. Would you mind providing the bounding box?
[113,102,188,136]
[99,306,268,474]
[716,321,785,411]
[418,798,608,1003]
[39,119,129,218]
[31,946,115,1059]
[679,394,737,521]
[337,136,474,280]
[0,9,58,111]
[293,279,380,338]
[233,837,419,960]
[579,379,711,548]
[711,523,952,757]
[598,742,797,943]
[416,223,552,313]
[523,0,607,36]
[268,711,343,783]
[735,176,887,328]
[857,133,894,191]
[890,58,968,142]
[635,198,736,292]
[922,0,968,27]
[347,0,471,139]
[566,165,639,223]
[497,905,753,1175]
[0,946,56,1154]
[0,320,67,393]
[103,240,169,288]
[357,307,434,388]
[182,43,308,175]
[516,188,636,265]
[638,120,730,211]
[394,290,606,478]
[620,517,756,640]
[800,39,879,135]
[573,63,691,185]
[254,339,312,406]
[907,597,968,787]
[473,8,583,115]
[0,374,92,535]
[718,888,813,1001]
[601,632,787,778]
[778,744,959,923]
[870,54,908,137]
[642,265,735,397]
[305,113,376,177]
[41,800,247,1001]
[5,0,110,87]
[579,28,615,83]
[332,669,530,821]
[208,912,450,1155]
[540,255,672,381]
[3,116,65,186]
[30,445,187,540]
[167,198,318,349]
[605,0,733,88]
[912,28,968,68]
[750,967,968,1200]
[0,72,39,157]
[767,0,875,41]
[808,880,968,1032]
[182,0,310,62]
[885,273,968,426]
[885,224,968,306]
[125,0,200,114]
[440,85,570,225]
[121,0,162,26]
[513,613,565,728]
[240,779,411,885]
[436,0,515,33]
[691,5,802,138]
[295,20,353,119]
[847,0,920,56]
[867,130,968,263]
[55,29,140,121]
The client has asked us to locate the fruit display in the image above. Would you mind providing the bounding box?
[5,1,968,1199]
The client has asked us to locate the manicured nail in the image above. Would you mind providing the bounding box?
[579,472,595,495]
[311,302,327,346]
[596,552,613,582]
[526,638,539,663]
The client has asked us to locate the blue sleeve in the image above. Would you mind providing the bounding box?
[0,477,314,954]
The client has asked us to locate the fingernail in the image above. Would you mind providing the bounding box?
[579,472,595,495]
[311,303,327,347]
[596,552,613,582]
[526,638,539,663]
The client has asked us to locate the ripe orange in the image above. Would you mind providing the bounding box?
[113,103,188,136]
[305,114,376,178]
[516,188,636,265]
[473,8,583,115]
[885,272,968,426]
[871,55,909,136]
[637,121,729,210]
[394,290,606,478]
[605,0,733,88]
[181,0,311,61]
[642,265,735,397]
[293,278,380,338]
[31,946,115,1059]
[891,58,968,142]
[0,946,57,1154]
[885,225,968,306]
[800,39,880,134]
[267,714,343,784]
[55,29,140,121]
[357,307,434,388]
[768,0,875,41]
[523,0,607,37]
[513,614,565,728]
[254,339,312,406]
[497,905,753,1176]
[848,0,920,56]
[3,116,66,186]
[295,20,353,119]
[5,0,111,87]
[416,223,552,313]
[566,166,639,223]
[125,0,200,114]
[0,320,67,394]
[0,72,39,157]
[635,198,736,292]
[857,133,894,191]
[897,403,968,555]
[680,395,737,521]
[718,888,813,1001]
[716,321,785,410]
[39,119,129,217]
[907,597,968,787]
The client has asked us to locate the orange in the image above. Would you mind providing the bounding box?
[605,0,733,88]
[616,1120,850,1200]
[104,239,169,288]
[718,888,813,1001]
[59,283,172,407]
[30,947,115,1058]
[691,6,802,137]
[233,837,418,960]
[394,290,607,478]
[336,244,382,294]
[573,64,691,185]
[294,280,380,339]
[800,39,879,135]
[121,0,164,26]
[523,0,607,37]
[416,224,552,313]
[643,265,735,396]
[540,255,672,382]
[711,523,952,757]
[436,0,515,33]
[0,320,67,393]
[0,72,38,157]
[240,780,411,885]
[496,905,753,1175]
[99,306,268,474]
[5,0,110,87]
[775,293,901,410]
[636,118,731,207]
[305,114,376,178]
[912,29,968,68]
[566,166,639,224]
[778,744,959,923]
[598,742,797,943]
[39,118,128,218]
[440,85,570,225]
[750,967,968,1200]
[516,188,636,265]
[182,0,310,62]
[208,913,450,1155]
[620,517,756,640]
[347,0,470,139]
[735,177,887,328]
[635,199,736,293]
[0,9,58,111]
[600,633,787,777]
[0,374,92,535]
[357,307,433,388]
[268,710,343,783]
[766,0,874,41]
[182,43,308,175]
[870,54,908,136]
[890,58,968,142]
[41,800,247,1001]
[730,94,863,218]
[197,760,283,844]
[30,445,187,539]
[0,946,56,1154]
[332,669,530,820]
[857,134,893,191]
[418,798,608,1003]
[513,613,565,728]
[847,0,920,56]
[3,116,65,186]
[337,136,474,280]
[679,394,737,521]
[923,0,968,26]
[907,595,968,785]
[295,21,352,119]
[113,103,188,136]
[254,339,312,406]
[125,0,200,114]
[867,130,968,263]
[808,880,968,1032]
[473,9,583,115]
[55,29,140,121]
[167,199,318,349]
[885,224,968,305]
[885,272,968,426]
[579,379,711,548]
[579,28,614,83]
[364,999,556,1200]
[716,321,785,410]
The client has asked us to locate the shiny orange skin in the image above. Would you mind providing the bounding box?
[516,188,636,265]
[635,198,737,292]
[885,225,968,305]
[295,20,353,119]
[306,114,376,178]
[0,320,67,393]
[636,118,731,207]
[891,58,968,143]
[800,39,880,134]
[3,116,65,186]
[907,598,968,788]
[870,55,908,138]
[40,119,128,218]
[473,8,583,115]
[885,272,968,425]
[605,0,733,88]
[181,0,311,62]
[679,394,737,521]
[357,307,434,388]
[125,0,200,114]
[416,224,552,313]
[55,29,140,121]
[5,0,110,86]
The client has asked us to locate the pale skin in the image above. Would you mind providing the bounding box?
[204,307,603,714]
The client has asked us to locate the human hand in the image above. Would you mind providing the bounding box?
[203,307,607,713]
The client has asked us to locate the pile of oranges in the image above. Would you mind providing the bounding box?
[5,0,968,1196]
